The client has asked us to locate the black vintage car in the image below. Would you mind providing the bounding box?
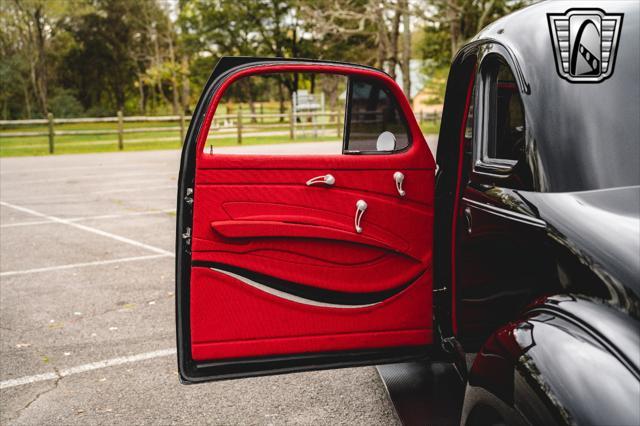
[175,1,639,424]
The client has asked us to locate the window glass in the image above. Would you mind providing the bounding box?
[489,62,525,161]
[204,72,347,155]
[345,78,410,153]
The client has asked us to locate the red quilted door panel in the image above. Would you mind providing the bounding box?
[178,59,436,381]
[191,165,434,360]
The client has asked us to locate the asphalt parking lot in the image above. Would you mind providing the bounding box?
[0,146,405,425]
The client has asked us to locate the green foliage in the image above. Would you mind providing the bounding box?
[417,25,452,71]
[0,0,531,122]
[0,55,31,119]
[62,0,163,112]
[178,0,310,103]
[415,0,534,66]
[188,55,218,95]
[0,0,94,118]
[421,66,450,105]
[49,89,85,117]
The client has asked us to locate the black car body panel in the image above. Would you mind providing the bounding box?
[461,296,640,426]
[433,1,640,424]
[472,1,640,193]
[522,186,640,318]
[435,0,639,342]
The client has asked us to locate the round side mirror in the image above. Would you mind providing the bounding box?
[376,131,396,151]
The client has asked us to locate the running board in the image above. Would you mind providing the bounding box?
[376,361,466,426]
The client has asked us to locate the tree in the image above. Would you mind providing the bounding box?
[415,0,533,66]
[0,15,33,119]
[400,0,411,98]
[0,0,533,120]
[62,0,177,114]
[130,1,187,115]
[179,0,316,117]
[1,0,89,116]
[298,0,413,97]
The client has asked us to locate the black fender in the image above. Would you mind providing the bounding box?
[460,295,640,426]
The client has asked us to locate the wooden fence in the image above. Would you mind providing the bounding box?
[0,113,191,154]
[0,109,440,154]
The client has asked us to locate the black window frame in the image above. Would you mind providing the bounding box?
[473,48,526,176]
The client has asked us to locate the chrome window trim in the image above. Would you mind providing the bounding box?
[472,45,525,177]
[463,197,547,228]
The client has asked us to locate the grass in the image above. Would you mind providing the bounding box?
[419,120,440,136]
[0,118,440,157]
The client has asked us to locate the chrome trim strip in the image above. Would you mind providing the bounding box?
[463,197,547,228]
[211,268,381,309]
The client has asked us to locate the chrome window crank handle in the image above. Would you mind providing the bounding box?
[306,174,335,186]
[354,200,368,233]
[393,171,406,197]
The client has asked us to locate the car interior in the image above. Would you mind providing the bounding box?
[183,66,436,375]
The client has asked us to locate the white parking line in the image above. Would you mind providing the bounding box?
[1,209,176,228]
[0,348,176,389]
[2,171,175,185]
[0,254,171,277]
[0,201,174,256]
[0,163,168,175]
[0,372,59,390]
[0,185,175,202]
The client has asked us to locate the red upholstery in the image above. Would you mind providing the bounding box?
[190,63,435,361]
[191,267,433,360]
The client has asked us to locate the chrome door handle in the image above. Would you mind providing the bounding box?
[306,174,335,186]
[464,207,472,234]
[393,171,406,197]
[354,200,368,233]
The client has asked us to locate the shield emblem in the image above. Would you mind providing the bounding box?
[548,9,623,83]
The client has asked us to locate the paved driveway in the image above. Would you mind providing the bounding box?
[0,145,411,425]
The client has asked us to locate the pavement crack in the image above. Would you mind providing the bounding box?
[11,368,62,423]
[4,291,174,335]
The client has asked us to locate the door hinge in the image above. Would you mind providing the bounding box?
[441,336,462,354]
[184,187,193,206]
[441,335,468,381]
[182,227,191,246]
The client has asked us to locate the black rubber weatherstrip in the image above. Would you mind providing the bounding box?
[191,261,422,306]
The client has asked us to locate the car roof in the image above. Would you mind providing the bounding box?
[462,1,640,192]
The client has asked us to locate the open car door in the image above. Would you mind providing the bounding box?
[176,58,436,383]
